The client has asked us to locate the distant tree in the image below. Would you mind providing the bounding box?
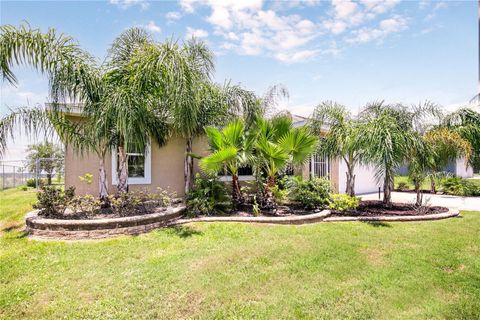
[26,142,64,185]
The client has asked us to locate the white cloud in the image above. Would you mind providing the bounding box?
[186,27,208,39]
[178,0,406,63]
[347,15,407,44]
[109,0,149,10]
[166,11,182,21]
[424,1,448,20]
[1,84,47,108]
[142,21,161,33]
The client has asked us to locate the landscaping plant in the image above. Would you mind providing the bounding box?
[328,194,360,211]
[185,174,231,217]
[33,186,75,217]
[286,176,331,210]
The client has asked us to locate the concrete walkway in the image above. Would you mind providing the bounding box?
[360,191,480,211]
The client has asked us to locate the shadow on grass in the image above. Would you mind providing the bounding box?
[168,225,203,238]
[362,221,392,228]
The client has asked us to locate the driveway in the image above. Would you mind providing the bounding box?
[360,191,480,211]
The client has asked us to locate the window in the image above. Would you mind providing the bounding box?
[218,165,254,181]
[311,153,330,178]
[112,145,151,185]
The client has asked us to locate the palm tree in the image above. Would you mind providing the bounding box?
[360,101,443,206]
[442,107,480,172]
[309,101,366,196]
[0,24,192,194]
[407,135,436,206]
[424,128,472,193]
[200,119,256,208]
[254,115,318,209]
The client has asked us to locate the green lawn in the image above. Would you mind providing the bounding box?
[1,188,479,319]
[394,175,480,191]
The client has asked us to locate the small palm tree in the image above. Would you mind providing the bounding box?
[309,101,366,196]
[254,115,318,209]
[200,119,255,207]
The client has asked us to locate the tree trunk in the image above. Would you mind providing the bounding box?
[47,173,52,185]
[262,175,277,210]
[98,158,108,201]
[415,181,423,207]
[430,176,436,194]
[231,174,243,209]
[117,146,128,193]
[184,137,194,194]
[345,165,356,197]
[383,172,393,207]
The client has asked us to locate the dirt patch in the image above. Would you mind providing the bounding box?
[331,201,449,217]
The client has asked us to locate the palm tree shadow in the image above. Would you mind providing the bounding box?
[168,225,203,238]
[362,221,392,228]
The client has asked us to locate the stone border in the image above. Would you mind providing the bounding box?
[323,209,460,222]
[174,210,332,225]
[25,207,460,241]
[173,208,459,225]
[26,206,185,240]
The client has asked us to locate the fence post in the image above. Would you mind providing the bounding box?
[13,166,16,188]
[2,165,4,190]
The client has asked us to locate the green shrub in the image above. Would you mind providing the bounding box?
[441,177,480,196]
[186,174,231,217]
[34,186,75,217]
[328,194,360,211]
[286,176,331,210]
[26,178,44,188]
[70,195,102,217]
[397,181,409,191]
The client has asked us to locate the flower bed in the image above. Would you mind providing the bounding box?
[26,205,185,240]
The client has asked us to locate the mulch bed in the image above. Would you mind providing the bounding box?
[331,200,449,217]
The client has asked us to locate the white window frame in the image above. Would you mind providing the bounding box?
[219,175,255,182]
[311,153,330,179]
[112,144,151,185]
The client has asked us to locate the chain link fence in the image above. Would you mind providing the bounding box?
[0,159,64,190]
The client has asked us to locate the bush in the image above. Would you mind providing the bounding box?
[286,176,331,210]
[328,194,360,211]
[107,188,173,217]
[26,178,45,188]
[397,181,410,191]
[186,174,231,217]
[441,177,480,196]
[70,195,102,217]
[34,186,75,217]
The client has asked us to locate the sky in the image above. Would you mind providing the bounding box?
[0,0,478,161]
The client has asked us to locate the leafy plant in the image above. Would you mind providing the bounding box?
[34,186,75,217]
[396,182,410,191]
[26,178,44,188]
[70,195,102,217]
[286,176,331,210]
[328,194,360,211]
[78,173,93,184]
[440,177,480,196]
[252,195,261,216]
[185,174,231,217]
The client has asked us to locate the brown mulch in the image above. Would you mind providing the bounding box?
[331,200,449,217]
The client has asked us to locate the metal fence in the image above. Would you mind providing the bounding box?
[0,159,64,190]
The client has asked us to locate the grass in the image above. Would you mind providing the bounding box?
[394,175,480,191]
[1,188,480,319]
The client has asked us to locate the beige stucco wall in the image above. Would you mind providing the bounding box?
[65,135,209,197]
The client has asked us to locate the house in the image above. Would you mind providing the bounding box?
[61,107,381,196]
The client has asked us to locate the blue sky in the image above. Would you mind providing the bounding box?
[0,0,478,160]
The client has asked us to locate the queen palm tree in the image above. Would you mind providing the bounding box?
[309,101,367,196]
[0,24,198,194]
[359,101,440,206]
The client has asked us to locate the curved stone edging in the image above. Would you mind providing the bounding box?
[26,206,185,240]
[322,209,460,222]
[173,210,332,226]
[174,208,460,225]
[25,207,460,241]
